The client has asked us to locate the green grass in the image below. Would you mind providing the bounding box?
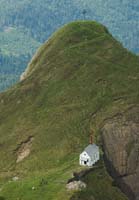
[0,157,78,200]
[0,21,138,199]
[0,161,128,200]
[71,161,128,200]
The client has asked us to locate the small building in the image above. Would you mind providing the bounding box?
[79,135,99,167]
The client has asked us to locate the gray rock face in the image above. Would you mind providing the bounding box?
[66,181,86,191]
[101,107,139,200]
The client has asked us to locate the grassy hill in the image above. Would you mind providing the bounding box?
[1,0,139,92]
[0,21,138,200]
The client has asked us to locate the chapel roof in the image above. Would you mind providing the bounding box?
[84,144,99,157]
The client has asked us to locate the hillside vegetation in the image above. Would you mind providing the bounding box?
[0,0,139,91]
[0,21,138,200]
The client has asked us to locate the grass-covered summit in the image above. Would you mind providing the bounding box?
[0,21,138,200]
[1,0,139,92]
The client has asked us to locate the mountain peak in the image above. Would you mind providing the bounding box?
[20,21,110,81]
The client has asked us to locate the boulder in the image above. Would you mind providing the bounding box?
[66,181,86,191]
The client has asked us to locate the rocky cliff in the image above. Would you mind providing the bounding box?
[102,106,139,200]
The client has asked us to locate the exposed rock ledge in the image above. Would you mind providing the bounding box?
[15,136,34,163]
[101,106,139,200]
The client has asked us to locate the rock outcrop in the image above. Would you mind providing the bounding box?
[101,106,139,200]
[15,136,34,163]
[66,181,86,191]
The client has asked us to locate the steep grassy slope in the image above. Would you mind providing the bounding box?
[1,0,139,92]
[0,21,138,199]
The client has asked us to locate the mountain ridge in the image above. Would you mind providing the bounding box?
[1,0,139,91]
[0,21,138,200]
